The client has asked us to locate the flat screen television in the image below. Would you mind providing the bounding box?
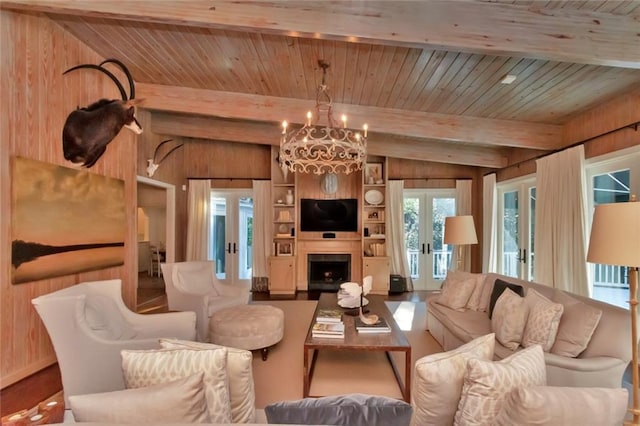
[300,198,358,232]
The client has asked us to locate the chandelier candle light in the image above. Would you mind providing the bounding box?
[280,60,368,175]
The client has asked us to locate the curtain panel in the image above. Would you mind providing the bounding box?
[483,174,498,273]
[186,179,211,261]
[387,180,413,291]
[451,180,473,271]
[252,180,272,292]
[534,146,589,296]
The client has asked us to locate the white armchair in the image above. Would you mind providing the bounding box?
[161,261,251,342]
[31,279,196,404]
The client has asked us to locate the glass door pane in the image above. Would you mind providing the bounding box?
[502,190,519,277]
[433,197,455,281]
[528,187,536,280]
[403,196,421,286]
[237,197,253,281]
[210,196,227,280]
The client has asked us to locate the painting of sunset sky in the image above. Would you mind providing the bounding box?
[11,157,125,284]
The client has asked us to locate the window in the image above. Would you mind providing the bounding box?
[586,146,640,308]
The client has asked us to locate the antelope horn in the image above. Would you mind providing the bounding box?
[156,142,184,165]
[153,139,173,162]
[99,58,135,100]
[63,64,127,100]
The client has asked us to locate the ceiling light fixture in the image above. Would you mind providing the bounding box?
[279,60,368,175]
[500,74,517,84]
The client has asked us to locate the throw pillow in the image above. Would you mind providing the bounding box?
[436,277,477,311]
[454,344,546,426]
[551,291,603,357]
[411,333,495,426]
[489,279,525,318]
[465,274,488,311]
[477,275,494,312]
[160,338,255,424]
[84,294,136,340]
[174,263,218,296]
[491,288,529,351]
[69,373,210,423]
[494,386,628,426]
[265,393,413,426]
[521,289,564,351]
[121,347,232,424]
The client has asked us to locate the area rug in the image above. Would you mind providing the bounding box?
[250,299,442,408]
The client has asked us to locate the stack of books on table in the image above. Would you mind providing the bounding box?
[316,308,343,324]
[355,316,391,333]
[312,321,345,339]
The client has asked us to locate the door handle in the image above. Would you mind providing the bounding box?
[522,248,527,264]
[421,243,425,255]
[227,243,231,254]
[233,243,237,254]
[427,243,432,255]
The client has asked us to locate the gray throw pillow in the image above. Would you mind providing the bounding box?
[264,393,412,426]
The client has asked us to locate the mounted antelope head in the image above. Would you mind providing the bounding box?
[62,59,142,168]
[146,139,184,177]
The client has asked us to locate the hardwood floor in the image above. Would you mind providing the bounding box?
[0,276,428,417]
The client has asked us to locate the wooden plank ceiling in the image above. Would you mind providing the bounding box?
[2,0,640,168]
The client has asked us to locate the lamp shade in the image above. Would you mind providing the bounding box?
[444,215,478,245]
[587,201,640,267]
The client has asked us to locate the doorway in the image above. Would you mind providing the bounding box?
[404,189,456,291]
[136,176,176,287]
[210,190,253,288]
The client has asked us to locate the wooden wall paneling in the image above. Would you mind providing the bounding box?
[1,10,137,388]
[388,157,476,180]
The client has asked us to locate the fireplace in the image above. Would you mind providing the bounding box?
[307,254,351,292]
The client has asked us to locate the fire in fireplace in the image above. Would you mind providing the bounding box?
[307,254,351,292]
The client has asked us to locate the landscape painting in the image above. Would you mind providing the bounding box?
[11,157,125,284]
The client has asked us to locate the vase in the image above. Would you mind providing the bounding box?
[285,189,294,205]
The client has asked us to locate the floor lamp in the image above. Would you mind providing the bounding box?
[444,215,478,272]
[587,197,640,425]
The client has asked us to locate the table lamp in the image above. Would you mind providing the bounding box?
[587,196,640,425]
[444,215,478,271]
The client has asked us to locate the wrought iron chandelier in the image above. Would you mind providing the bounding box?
[279,60,368,175]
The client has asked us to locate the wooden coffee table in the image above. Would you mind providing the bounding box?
[303,292,412,402]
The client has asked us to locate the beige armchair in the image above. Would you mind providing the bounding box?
[31,279,197,404]
[161,261,251,342]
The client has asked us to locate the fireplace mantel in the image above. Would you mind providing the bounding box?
[296,240,362,291]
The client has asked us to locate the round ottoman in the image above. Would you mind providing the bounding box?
[209,304,284,361]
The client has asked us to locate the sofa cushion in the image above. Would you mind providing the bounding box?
[69,373,210,423]
[411,333,495,426]
[477,274,495,312]
[455,345,546,426]
[437,277,477,311]
[121,347,232,424]
[551,291,603,357]
[428,299,492,343]
[159,339,255,424]
[489,279,525,318]
[494,385,628,426]
[491,288,529,351]
[522,289,564,352]
[265,393,413,426]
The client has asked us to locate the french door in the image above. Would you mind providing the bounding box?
[497,178,536,280]
[404,189,455,291]
[209,190,253,288]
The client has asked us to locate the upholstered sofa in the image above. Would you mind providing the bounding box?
[427,271,634,388]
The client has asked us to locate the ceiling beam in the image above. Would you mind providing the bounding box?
[150,111,510,168]
[139,83,561,150]
[2,1,638,69]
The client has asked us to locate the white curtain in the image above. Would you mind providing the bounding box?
[451,180,473,271]
[186,179,211,261]
[387,180,413,291]
[252,180,272,292]
[534,145,589,296]
[482,173,498,273]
